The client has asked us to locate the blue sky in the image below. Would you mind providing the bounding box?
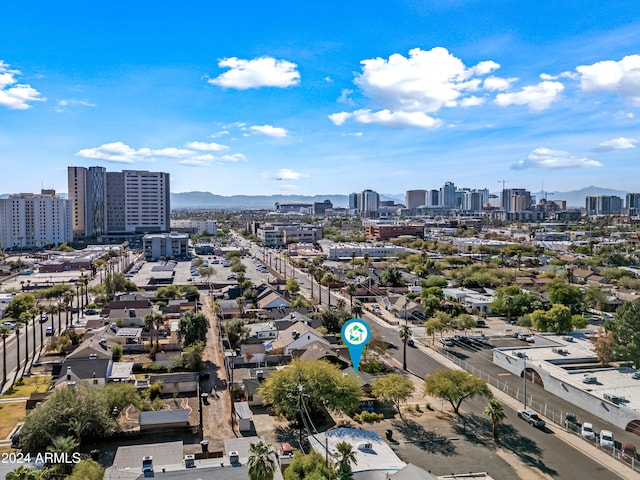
[2,1,640,197]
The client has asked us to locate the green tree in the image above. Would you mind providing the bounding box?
[6,466,44,480]
[4,293,37,320]
[607,299,640,368]
[484,399,506,443]
[248,440,276,480]
[547,278,583,314]
[225,318,250,349]
[530,304,573,334]
[424,369,492,415]
[18,386,117,453]
[380,268,404,287]
[584,286,607,311]
[183,341,205,370]
[371,373,415,418]
[424,317,445,342]
[177,310,209,346]
[285,278,300,296]
[421,275,448,288]
[144,312,165,348]
[592,327,616,365]
[284,451,332,480]
[335,441,357,480]
[291,295,312,309]
[489,286,541,321]
[351,301,363,318]
[68,459,104,480]
[111,343,123,361]
[259,359,362,419]
[453,314,476,333]
[48,435,79,455]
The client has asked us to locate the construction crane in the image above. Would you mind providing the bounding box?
[498,179,512,191]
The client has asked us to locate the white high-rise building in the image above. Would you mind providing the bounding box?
[0,190,73,250]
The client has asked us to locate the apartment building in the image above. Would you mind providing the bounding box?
[68,167,170,239]
[366,223,424,241]
[586,195,623,216]
[0,190,73,249]
[405,189,427,211]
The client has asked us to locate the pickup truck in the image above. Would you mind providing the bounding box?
[517,409,546,428]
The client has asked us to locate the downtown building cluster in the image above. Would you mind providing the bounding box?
[0,167,171,250]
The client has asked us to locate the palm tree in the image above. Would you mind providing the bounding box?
[345,283,357,307]
[335,441,357,480]
[1,326,9,385]
[48,434,79,455]
[63,291,74,327]
[144,313,165,349]
[351,301,363,318]
[6,466,43,480]
[484,399,507,443]
[399,324,412,371]
[247,440,276,480]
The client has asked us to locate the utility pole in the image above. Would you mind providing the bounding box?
[523,354,528,408]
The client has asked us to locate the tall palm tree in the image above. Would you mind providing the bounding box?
[144,313,164,349]
[15,328,20,372]
[335,441,357,479]
[345,283,357,307]
[399,324,412,371]
[484,399,507,443]
[351,301,363,318]
[247,440,275,480]
[63,291,74,327]
[1,326,9,385]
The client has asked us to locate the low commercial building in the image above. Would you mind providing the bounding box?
[366,223,424,241]
[323,242,406,261]
[142,232,189,260]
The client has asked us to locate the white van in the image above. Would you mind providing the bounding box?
[599,430,614,448]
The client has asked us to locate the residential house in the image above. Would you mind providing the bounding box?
[107,306,153,327]
[148,372,198,394]
[53,358,112,389]
[271,321,331,355]
[256,290,291,311]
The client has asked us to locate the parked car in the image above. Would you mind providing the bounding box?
[84,309,98,315]
[39,314,48,323]
[45,326,54,336]
[581,422,596,440]
[599,430,614,449]
[1,321,16,330]
[439,338,453,347]
[407,338,415,347]
[621,443,637,462]
[517,409,545,428]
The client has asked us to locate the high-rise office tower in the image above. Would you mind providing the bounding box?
[626,193,640,216]
[360,189,379,217]
[405,189,427,210]
[502,188,532,212]
[440,181,456,208]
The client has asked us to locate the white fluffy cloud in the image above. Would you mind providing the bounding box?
[512,147,603,170]
[576,55,640,103]
[330,47,522,128]
[277,168,306,180]
[185,141,229,151]
[250,125,288,137]
[494,81,564,111]
[0,61,46,110]
[77,141,245,165]
[351,109,441,128]
[483,76,518,91]
[208,56,300,89]
[591,137,637,152]
[354,47,495,114]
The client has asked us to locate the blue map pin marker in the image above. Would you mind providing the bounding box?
[341,318,371,373]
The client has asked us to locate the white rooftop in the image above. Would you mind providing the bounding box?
[309,428,405,475]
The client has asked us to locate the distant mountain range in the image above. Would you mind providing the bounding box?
[0,186,629,209]
[169,186,628,209]
[531,186,628,208]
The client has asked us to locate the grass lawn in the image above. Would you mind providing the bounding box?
[1,375,51,399]
[0,402,26,439]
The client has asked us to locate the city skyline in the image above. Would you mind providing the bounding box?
[2,2,640,196]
